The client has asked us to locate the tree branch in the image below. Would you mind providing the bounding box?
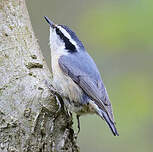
[0,0,79,151]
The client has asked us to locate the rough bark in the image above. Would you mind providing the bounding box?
[0,0,79,151]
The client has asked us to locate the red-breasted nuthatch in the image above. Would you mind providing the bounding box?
[44,16,119,136]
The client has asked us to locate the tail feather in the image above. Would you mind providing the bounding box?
[89,100,119,136]
[101,111,119,136]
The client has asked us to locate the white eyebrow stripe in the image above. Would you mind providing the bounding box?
[57,25,78,49]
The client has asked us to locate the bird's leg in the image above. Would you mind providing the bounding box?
[76,115,80,134]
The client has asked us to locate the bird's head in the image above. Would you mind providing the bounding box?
[44,16,84,55]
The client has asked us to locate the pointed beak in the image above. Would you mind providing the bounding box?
[44,16,56,28]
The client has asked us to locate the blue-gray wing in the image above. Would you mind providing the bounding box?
[58,51,115,122]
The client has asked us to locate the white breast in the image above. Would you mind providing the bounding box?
[51,51,83,103]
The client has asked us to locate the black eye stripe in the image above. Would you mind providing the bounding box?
[55,27,77,52]
[55,28,61,35]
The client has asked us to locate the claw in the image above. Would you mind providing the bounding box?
[45,80,57,94]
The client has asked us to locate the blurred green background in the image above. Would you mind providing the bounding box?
[26,0,153,152]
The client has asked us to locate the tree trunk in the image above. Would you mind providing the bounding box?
[0,0,79,151]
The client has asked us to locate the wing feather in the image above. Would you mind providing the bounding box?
[58,53,115,123]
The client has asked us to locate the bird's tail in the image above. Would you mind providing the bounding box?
[99,110,119,136]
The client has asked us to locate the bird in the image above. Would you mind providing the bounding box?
[44,16,119,136]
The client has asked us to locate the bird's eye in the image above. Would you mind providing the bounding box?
[55,27,77,52]
[55,28,61,35]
